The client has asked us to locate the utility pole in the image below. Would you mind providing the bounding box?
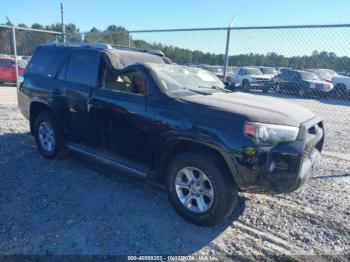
[61,3,66,42]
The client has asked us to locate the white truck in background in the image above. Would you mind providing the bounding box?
[332,75,350,97]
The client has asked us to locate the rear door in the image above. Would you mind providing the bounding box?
[63,49,101,143]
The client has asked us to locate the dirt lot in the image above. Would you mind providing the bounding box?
[0,90,349,260]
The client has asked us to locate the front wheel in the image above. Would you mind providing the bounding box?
[166,152,238,226]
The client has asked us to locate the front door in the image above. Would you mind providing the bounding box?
[89,63,154,164]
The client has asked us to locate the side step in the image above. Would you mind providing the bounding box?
[66,143,151,178]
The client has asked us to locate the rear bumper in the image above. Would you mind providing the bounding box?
[233,117,324,194]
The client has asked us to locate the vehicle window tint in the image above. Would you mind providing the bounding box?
[28,48,57,75]
[66,51,100,86]
[238,69,243,75]
[101,67,147,96]
[46,50,69,78]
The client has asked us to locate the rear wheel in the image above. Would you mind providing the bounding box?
[166,151,238,226]
[33,112,67,159]
[242,80,250,92]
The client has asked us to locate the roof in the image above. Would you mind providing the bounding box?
[42,42,171,70]
[104,48,167,70]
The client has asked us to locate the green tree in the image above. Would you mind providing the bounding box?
[31,23,45,30]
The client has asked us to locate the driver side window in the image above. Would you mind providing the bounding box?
[100,65,147,96]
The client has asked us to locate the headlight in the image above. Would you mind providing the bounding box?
[244,122,299,145]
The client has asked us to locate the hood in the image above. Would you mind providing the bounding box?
[182,92,315,126]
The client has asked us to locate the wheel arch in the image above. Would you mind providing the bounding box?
[29,101,67,136]
[29,102,53,134]
[156,138,243,189]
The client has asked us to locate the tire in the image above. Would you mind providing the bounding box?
[242,80,250,92]
[33,112,67,159]
[165,151,238,226]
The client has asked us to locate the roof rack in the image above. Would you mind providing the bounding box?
[112,45,165,57]
[44,42,113,50]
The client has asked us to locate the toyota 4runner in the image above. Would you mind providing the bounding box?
[18,43,324,226]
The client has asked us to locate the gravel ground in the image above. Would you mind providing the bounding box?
[0,93,349,261]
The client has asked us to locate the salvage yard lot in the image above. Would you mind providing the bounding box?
[0,89,349,259]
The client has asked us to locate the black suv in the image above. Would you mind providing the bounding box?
[18,43,324,226]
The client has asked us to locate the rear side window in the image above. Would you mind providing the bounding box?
[65,50,100,86]
[28,48,57,75]
[46,50,69,78]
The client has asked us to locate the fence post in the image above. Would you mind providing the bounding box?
[128,31,131,47]
[61,3,66,42]
[11,25,19,92]
[223,26,231,82]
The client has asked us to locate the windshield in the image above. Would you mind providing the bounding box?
[245,68,263,75]
[147,63,226,96]
[299,71,320,81]
[260,67,277,75]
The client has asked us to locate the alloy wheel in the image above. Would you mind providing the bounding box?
[175,167,214,213]
[38,121,55,153]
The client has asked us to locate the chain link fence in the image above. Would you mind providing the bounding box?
[126,25,350,113]
[1,24,349,157]
[0,25,61,87]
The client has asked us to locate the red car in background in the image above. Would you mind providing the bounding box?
[0,57,26,85]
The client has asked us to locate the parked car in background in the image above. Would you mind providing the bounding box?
[0,57,26,85]
[199,65,224,80]
[273,69,333,97]
[332,74,350,98]
[18,43,324,226]
[199,65,237,87]
[234,67,272,92]
[258,66,279,79]
[305,69,338,83]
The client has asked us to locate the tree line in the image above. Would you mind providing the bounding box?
[1,22,349,72]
